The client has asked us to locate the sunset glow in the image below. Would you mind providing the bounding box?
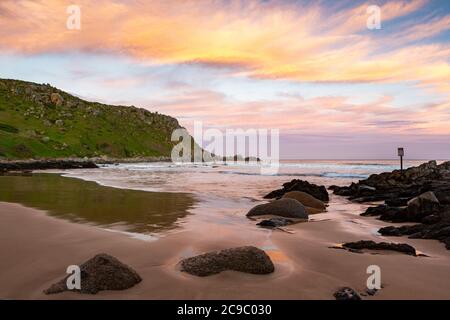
[1,0,449,158]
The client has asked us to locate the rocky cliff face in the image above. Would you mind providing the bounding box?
[0,79,185,159]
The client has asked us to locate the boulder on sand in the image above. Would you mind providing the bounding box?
[263,179,329,202]
[44,253,142,294]
[180,246,275,277]
[247,198,308,219]
[282,191,326,212]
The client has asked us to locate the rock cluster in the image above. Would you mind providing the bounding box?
[331,161,450,204]
[248,181,328,229]
[361,191,447,223]
[333,161,450,250]
[264,179,329,202]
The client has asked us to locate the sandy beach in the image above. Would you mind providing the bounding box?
[2,194,450,300]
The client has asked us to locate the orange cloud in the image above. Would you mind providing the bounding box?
[0,0,448,94]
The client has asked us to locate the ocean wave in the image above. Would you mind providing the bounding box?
[218,170,369,179]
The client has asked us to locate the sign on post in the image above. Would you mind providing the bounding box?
[398,147,404,172]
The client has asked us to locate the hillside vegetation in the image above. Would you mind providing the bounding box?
[0,79,186,160]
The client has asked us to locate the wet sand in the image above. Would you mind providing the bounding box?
[2,198,450,300]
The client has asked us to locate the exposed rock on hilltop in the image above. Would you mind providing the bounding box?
[0,78,197,160]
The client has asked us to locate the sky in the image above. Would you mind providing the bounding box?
[0,0,449,159]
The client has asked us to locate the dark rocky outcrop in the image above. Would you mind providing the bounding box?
[247,198,308,219]
[44,253,142,294]
[332,161,450,204]
[0,159,98,172]
[335,161,450,250]
[361,204,407,222]
[180,246,275,277]
[264,179,329,202]
[361,192,447,223]
[379,221,450,250]
[256,217,295,228]
[334,287,361,300]
[342,240,417,256]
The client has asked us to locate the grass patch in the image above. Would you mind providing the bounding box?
[0,123,19,134]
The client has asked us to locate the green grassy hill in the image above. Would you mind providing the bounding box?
[0,79,188,160]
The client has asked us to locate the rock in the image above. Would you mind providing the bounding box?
[442,237,450,249]
[247,198,308,219]
[180,246,275,277]
[435,190,450,205]
[422,214,442,225]
[0,159,98,171]
[359,184,376,192]
[256,217,294,228]
[385,197,410,207]
[406,191,441,221]
[44,253,141,294]
[334,287,361,301]
[342,240,417,256]
[379,220,450,250]
[282,191,326,211]
[50,93,64,106]
[305,206,324,215]
[365,288,378,296]
[379,224,425,237]
[264,179,329,202]
[361,204,390,217]
[361,204,408,222]
[41,136,50,143]
[55,119,64,127]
